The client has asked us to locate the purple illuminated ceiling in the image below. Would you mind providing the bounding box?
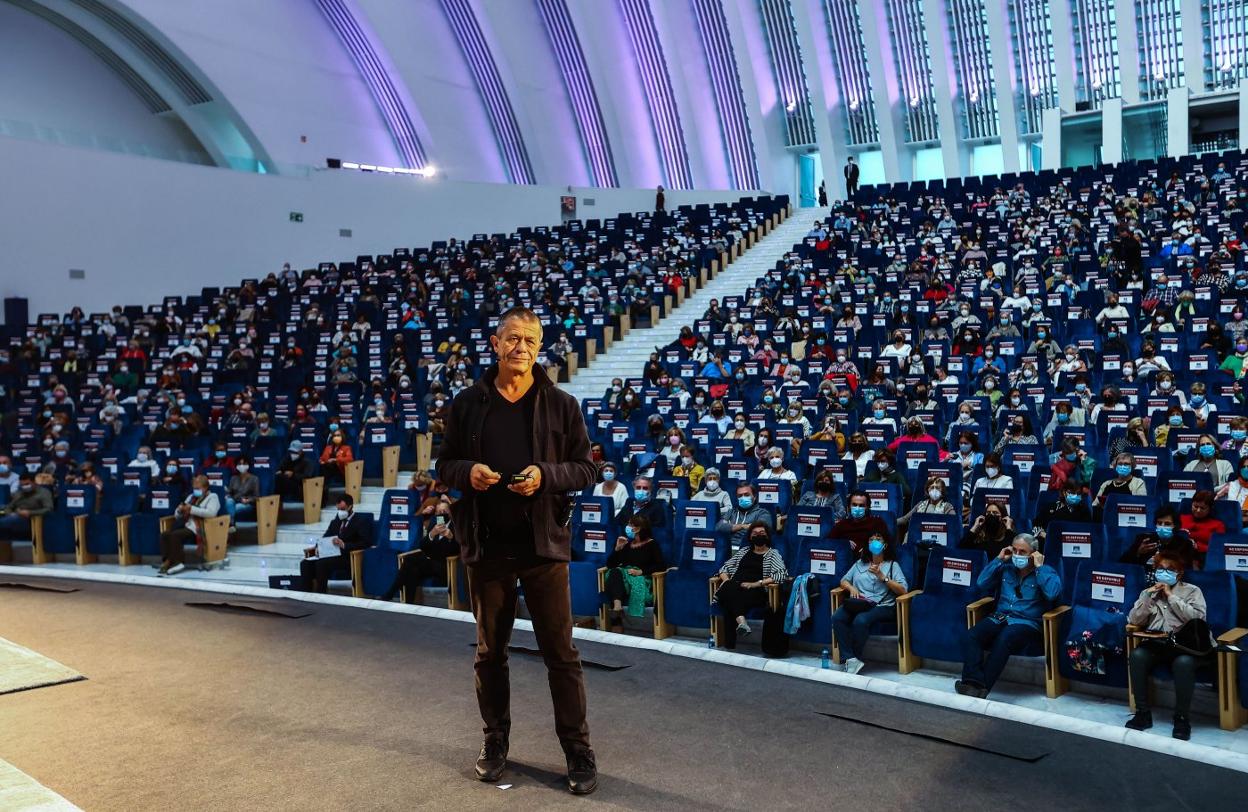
[691,0,759,190]
[619,0,693,190]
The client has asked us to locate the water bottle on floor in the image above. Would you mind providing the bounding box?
[707,635,715,649]
[821,648,830,669]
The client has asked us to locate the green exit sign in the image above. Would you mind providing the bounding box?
[289,211,304,223]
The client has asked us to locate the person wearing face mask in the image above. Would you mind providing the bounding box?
[658,428,686,468]
[1179,490,1225,565]
[692,467,733,513]
[225,456,259,532]
[971,453,1013,498]
[828,491,889,553]
[128,446,161,478]
[713,522,789,649]
[1221,415,1248,458]
[887,417,942,460]
[832,531,908,674]
[1047,437,1095,493]
[1095,452,1148,507]
[899,476,957,532]
[1119,502,1195,565]
[1154,406,1186,447]
[276,440,316,501]
[380,502,460,604]
[725,413,756,452]
[616,386,641,419]
[797,470,847,517]
[0,456,18,494]
[862,399,896,433]
[204,442,237,475]
[249,412,281,446]
[955,533,1060,698]
[602,516,668,632]
[841,433,873,479]
[671,445,706,492]
[603,379,625,408]
[757,448,798,497]
[319,429,356,485]
[960,503,1013,555]
[300,495,371,593]
[1181,382,1216,429]
[781,402,812,441]
[1124,551,1212,740]
[621,476,669,529]
[1031,482,1092,540]
[974,374,1003,406]
[701,399,731,434]
[864,448,911,502]
[158,474,221,576]
[1183,433,1233,485]
[716,484,774,548]
[592,461,628,517]
[992,414,1039,453]
[0,473,53,541]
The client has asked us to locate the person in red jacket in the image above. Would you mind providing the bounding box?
[319,428,354,484]
[1179,490,1225,567]
[888,417,947,460]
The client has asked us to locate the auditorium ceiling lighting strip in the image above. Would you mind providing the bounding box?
[1009,0,1058,135]
[439,0,535,185]
[315,0,428,170]
[691,0,760,190]
[757,0,818,148]
[822,0,879,147]
[619,0,693,190]
[536,0,620,187]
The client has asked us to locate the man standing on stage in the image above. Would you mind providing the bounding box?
[436,307,599,795]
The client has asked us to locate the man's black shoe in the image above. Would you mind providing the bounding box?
[1172,714,1191,741]
[1125,709,1153,731]
[954,680,988,699]
[475,738,508,782]
[566,749,598,795]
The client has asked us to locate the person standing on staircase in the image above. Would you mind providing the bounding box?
[436,306,600,796]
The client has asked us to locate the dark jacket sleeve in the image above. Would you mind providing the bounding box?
[435,393,476,493]
[333,515,372,551]
[535,391,597,493]
[646,540,668,574]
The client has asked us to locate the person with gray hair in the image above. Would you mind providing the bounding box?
[954,532,1062,698]
[691,466,732,512]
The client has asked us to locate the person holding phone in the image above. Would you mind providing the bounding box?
[955,533,1061,698]
[436,307,599,795]
[831,531,907,674]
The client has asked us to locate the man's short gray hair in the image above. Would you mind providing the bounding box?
[1014,533,1039,552]
[496,306,543,337]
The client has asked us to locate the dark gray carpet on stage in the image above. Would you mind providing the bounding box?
[1,579,1245,811]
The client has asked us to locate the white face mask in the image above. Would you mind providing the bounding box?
[985,466,999,478]
[928,488,942,502]
[734,420,746,430]
[336,508,350,520]
[769,457,783,469]
[704,479,720,493]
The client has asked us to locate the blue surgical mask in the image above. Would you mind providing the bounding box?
[1190,395,1205,407]
[1065,493,1081,506]
[873,410,885,419]
[839,397,850,406]
[1115,464,1133,477]
[1154,568,1178,586]
[851,506,866,519]
[1169,415,1182,426]
[1157,525,1174,539]
[1199,444,1215,459]
[1064,453,1077,463]
[1011,554,1031,570]
[1075,383,1087,393]
[192,488,204,498]
[215,450,226,459]
[1233,430,1247,441]
[959,443,972,454]
[634,489,650,503]
[737,495,753,509]
[1057,413,1069,424]
[624,525,636,540]
[167,465,178,474]
[868,539,885,556]
[602,470,615,481]
[763,395,774,404]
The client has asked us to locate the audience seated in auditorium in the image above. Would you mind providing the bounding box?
[225,457,259,531]
[1118,506,1197,573]
[955,533,1060,698]
[301,495,371,593]
[717,484,772,548]
[603,515,668,633]
[0,473,52,540]
[832,530,907,675]
[380,500,459,603]
[1125,551,1211,741]
[277,440,315,501]
[157,474,220,576]
[828,491,888,553]
[713,522,788,650]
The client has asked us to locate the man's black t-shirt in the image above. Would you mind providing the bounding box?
[480,383,537,557]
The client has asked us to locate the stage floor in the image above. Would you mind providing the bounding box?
[1,578,1245,811]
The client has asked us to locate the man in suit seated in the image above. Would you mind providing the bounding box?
[300,494,371,593]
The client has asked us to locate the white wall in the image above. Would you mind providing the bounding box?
[0,137,759,318]
[0,2,205,159]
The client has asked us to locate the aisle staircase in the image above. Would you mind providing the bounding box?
[565,208,826,403]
